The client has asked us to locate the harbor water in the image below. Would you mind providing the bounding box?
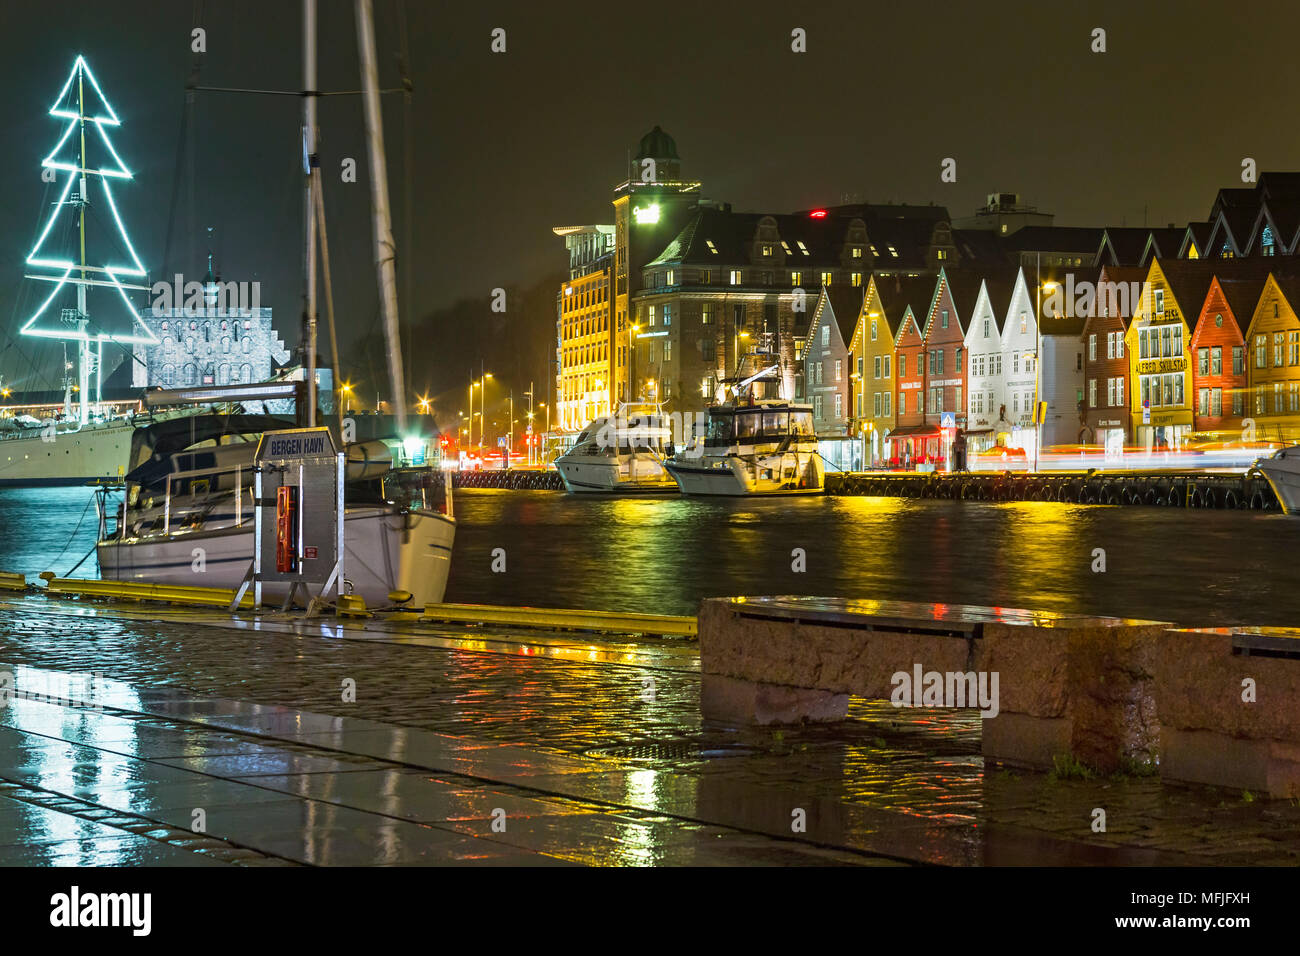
[6,485,1298,627]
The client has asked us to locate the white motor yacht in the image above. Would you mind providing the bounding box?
[553,404,677,494]
[664,400,824,496]
[1255,446,1300,513]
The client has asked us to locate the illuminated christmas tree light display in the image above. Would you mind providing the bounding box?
[20,55,156,424]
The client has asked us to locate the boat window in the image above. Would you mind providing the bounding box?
[705,414,735,445]
[762,412,788,436]
[735,412,761,440]
[790,411,814,436]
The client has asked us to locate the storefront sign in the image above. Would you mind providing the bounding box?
[1137,357,1185,374]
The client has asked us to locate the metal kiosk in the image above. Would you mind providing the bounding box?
[230,426,345,612]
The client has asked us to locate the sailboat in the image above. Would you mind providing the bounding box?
[93,0,455,607]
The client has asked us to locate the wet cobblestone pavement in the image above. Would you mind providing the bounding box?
[2,593,1299,866]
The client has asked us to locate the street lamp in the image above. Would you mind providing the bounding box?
[340,381,353,413]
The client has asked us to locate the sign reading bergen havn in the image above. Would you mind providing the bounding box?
[264,432,332,459]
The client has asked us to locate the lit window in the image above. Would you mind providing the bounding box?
[887,245,899,258]
[730,270,742,285]
[797,241,810,256]
[706,240,718,254]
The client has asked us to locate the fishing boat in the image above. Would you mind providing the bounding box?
[553,403,676,494]
[95,414,454,605]
[664,399,824,496]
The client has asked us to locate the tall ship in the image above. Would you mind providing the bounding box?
[553,403,676,493]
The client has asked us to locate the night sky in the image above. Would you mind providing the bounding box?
[1,0,1298,399]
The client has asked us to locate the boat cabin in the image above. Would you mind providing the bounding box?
[704,404,815,447]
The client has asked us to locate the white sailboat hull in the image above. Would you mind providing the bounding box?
[97,505,455,606]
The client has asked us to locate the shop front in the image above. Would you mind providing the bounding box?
[884,423,942,470]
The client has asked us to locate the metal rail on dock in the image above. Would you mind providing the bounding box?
[421,602,697,637]
[39,576,257,609]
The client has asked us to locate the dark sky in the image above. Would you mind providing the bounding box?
[1,0,1299,392]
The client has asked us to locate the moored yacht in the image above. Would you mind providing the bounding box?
[95,415,455,606]
[664,400,824,496]
[553,404,676,494]
[1255,446,1300,514]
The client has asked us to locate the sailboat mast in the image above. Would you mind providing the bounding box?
[77,68,90,425]
[356,0,407,431]
[301,0,319,427]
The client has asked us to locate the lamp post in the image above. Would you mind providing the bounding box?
[627,324,638,403]
[1036,272,1060,476]
[540,402,549,463]
[340,381,353,414]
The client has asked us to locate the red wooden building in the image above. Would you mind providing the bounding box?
[1191,273,1267,435]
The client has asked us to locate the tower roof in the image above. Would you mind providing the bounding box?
[635,125,679,161]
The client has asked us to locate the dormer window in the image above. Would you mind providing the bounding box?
[781,241,792,254]
[887,245,899,258]
[851,247,863,258]
[706,240,718,254]
[797,241,810,256]
[761,245,773,256]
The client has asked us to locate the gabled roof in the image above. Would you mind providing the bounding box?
[1209,274,1270,336]
[1258,172,1300,201]
[1179,222,1212,259]
[978,273,1017,333]
[1085,264,1149,333]
[885,276,939,345]
[815,285,866,348]
[1246,199,1300,256]
[937,268,985,333]
[1142,228,1186,263]
[867,273,940,343]
[1096,228,1152,266]
[1151,258,1223,319]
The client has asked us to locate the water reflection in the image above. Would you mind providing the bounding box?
[444,491,1300,626]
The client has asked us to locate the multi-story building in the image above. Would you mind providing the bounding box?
[1190,271,1270,435]
[887,294,939,465]
[961,271,1014,452]
[553,227,614,430]
[1242,271,1300,441]
[633,208,873,423]
[925,269,982,439]
[802,286,864,435]
[1126,259,1218,449]
[1081,265,1146,453]
[850,274,936,464]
